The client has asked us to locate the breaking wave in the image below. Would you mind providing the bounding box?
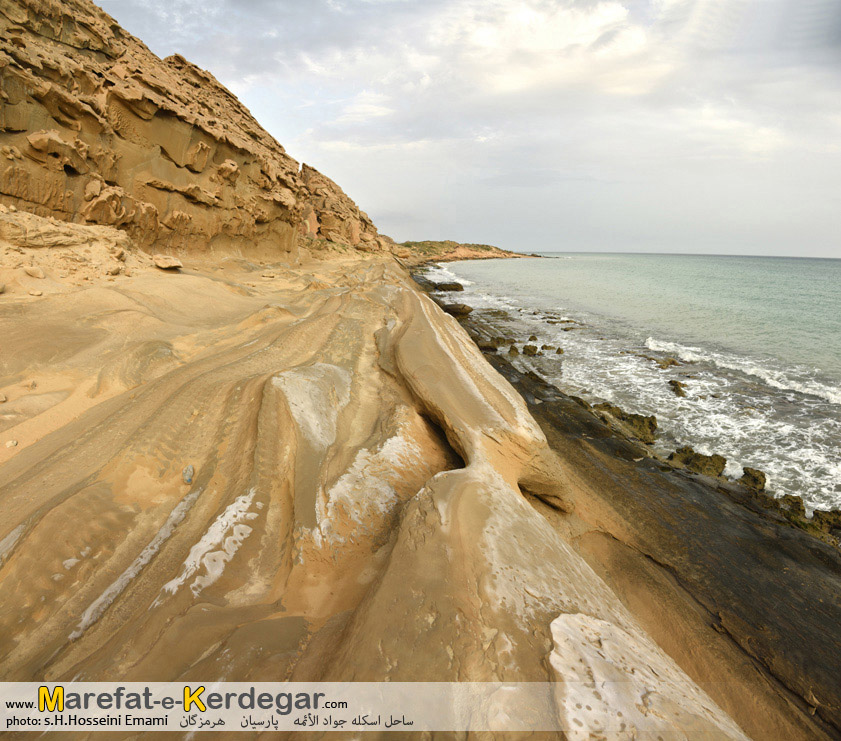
[645,337,841,406]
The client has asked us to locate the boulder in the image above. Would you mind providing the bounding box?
[593,402,658,445]
[153,254,183,270]
[476,340,498,353]
[442,303,472,317]
[668,379,687,398]
[740,467,766,492]
[508,345,519,356]
[668,446,726,477]
[23,266,45,279]
[780,495,806,518]
[433,282,464,292]
[523,345,539,356]
[812,509,841,534]
[528,335,538,341]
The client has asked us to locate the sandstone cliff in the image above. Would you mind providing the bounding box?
[0,0,390,260]
[0,2,786,738]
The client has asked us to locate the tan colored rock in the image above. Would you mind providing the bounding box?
[153,254,182,270]
[23,266,45,279]
[0,205,133,252]
[28,290,42,296]
[0,0,388,258]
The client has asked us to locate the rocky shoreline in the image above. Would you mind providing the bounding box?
[397,240,540,267]
[415,269,841,740]
[416,269,841,548]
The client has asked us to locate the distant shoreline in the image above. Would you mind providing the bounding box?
[397,239,541,266]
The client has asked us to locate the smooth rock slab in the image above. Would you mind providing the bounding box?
[153,254,183,270]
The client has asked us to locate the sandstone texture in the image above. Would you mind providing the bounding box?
[486,355,841,740]
[0,2,810,739]
[152,254,181,270]
[0,0,389,261]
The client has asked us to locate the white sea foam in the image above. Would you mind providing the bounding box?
[423,257,841,513]
[425,263,474,286]
[646,337,841,405]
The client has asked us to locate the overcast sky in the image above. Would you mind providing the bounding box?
[100,0,841,256]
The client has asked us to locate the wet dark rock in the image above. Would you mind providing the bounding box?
[476,339,498,353]
[442,303,472,317]
[813,509,841,534]
[556,347,564,354]
[411,274,436,292]
[433,281,464,292]
[668,446,726,477]
[637,353,680,369]
[523,345,539,356]
[508,345,519,356]
[740,467,766,492]
[593,402,658,445]
[528,335,538,341]
[780,495,806,518]
[541,344,555,351]
[669,379,688,398]
[481,350,841,736]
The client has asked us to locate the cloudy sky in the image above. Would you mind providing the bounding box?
[100,0,841,256]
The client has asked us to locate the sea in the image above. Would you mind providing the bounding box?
[425,253,841,513]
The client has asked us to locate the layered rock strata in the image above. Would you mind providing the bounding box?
[0,0,389,259]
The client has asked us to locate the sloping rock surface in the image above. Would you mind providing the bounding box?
[0,0,388,258]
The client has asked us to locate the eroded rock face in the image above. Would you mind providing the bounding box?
[0,0,385,259]
[740,466,767,491]
[669,445,727,477]
[593,402,658,445]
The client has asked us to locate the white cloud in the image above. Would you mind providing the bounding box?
[100,0,841,256]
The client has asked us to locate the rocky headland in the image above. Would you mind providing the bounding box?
[0,1,837,739]
[397,239,531,265]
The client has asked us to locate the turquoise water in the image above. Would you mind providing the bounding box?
[428,253,841,511]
